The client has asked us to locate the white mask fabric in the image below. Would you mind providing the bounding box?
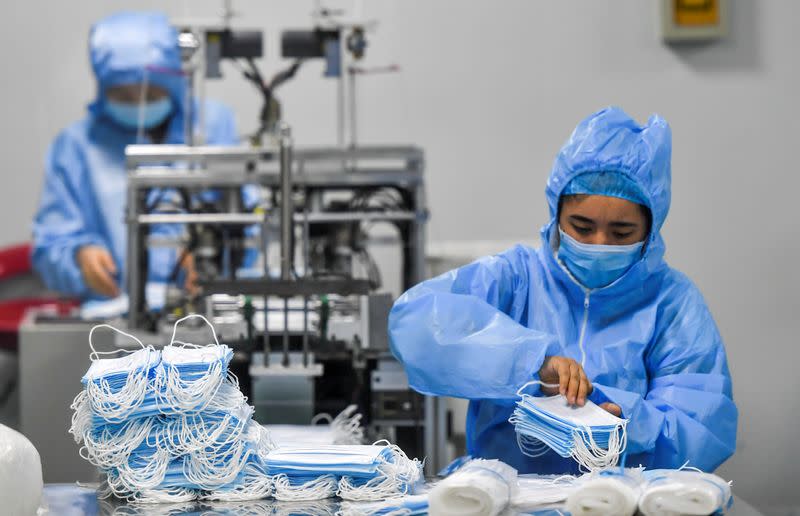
[428,459,518,516]
[565,469,643,516]
[638,469,732,516]
[510,388,628,471]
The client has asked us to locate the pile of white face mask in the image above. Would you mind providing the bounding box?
[509,390,628,471]
[70,315,275,503]
[264,443,423,502]
[433,457,732,516]
[510,474,580,512]
[565,467,732,516]
[566,468,643,516]
[266,404,365,447]
[428,459,518,516]
[638,469,732,516]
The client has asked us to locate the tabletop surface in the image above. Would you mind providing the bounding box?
[42,483,765,516]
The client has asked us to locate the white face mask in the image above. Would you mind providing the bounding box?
[640,469,731,516]
[154,314,234,414]
[83,324,158,382]
[511,392,629,471]
[523,394,624,428]
[429,459,518,516]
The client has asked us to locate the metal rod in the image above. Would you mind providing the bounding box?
[126,145,269,162]
[279,123,294,369]
[136,213,263,225]
[302,296,309,368]
[282,297,290,368]
[302,194,311,368]
[297,212,415,223]
[126,176,140,329]
[263,296,270,367]
[337,35,345,148]
[279,124,293,282]
[349,65,357,148]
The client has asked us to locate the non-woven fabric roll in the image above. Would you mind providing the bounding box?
[565,471,641,516]
[428,459,517,516]
[511,474,579,511]
[639,469,732,516]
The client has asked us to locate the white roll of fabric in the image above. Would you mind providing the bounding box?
[565,470,642,516]
[639,469,732,516]
[511,474,579,511]
[428,459,517,516]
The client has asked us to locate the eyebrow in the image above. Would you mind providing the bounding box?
[568,215,594,225]
[609,221,638,228]
[568,215,639,228]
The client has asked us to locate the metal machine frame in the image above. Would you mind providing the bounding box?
[124,140,448,471]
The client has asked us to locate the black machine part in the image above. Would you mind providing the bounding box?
[281,29,340,59]
[208,29,264,59]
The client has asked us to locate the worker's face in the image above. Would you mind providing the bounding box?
[558,195,648,246]
[105,83,169,104]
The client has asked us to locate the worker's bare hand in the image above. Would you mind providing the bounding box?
[600,402,622,417]
[538,356,592,407]
[77,245,120,297]
[179,252,199,295]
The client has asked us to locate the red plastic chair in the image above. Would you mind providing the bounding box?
[0,243,78,351]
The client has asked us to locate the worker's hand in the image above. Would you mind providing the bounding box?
[600,402,622,417]
[76,245,120,297]
[179,252,199,295]
[538,356,592,407]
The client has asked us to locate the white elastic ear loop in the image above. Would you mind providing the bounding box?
[516,380,560,397]
[570,420,627,471]
[155,359,225,414]
[273,474,338,501]
[170,314,221,347]
[311,412,334,425]
[88,324,146,361]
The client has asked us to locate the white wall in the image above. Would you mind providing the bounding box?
[3,0,798,511]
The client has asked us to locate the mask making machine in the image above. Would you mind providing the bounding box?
[120,2,448,472]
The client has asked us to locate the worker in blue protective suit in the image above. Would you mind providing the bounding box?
[31,12,259,304]
[389,107,737,474]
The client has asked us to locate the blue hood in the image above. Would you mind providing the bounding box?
[545,107,672,238]
[88,12,185,118]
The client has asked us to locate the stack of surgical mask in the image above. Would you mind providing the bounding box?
[509,387,628,471]
[565,469,643,516]
[69,316,275,503]
[266,404,365,447]
[264,443,423,502]
[638,469,732,516]
[428,459,517,516]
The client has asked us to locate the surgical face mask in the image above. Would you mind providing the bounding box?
[557,227,644,289]
[104,97,173,130]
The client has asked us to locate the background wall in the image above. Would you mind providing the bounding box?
[2,1,798,512]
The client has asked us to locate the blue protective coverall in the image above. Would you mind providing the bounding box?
[31,12,257,301]
[389,107,737,473]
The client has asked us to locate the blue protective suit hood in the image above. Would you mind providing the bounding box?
[543,107,673,294]
[546,107,672,237]
[88,12,185,120]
